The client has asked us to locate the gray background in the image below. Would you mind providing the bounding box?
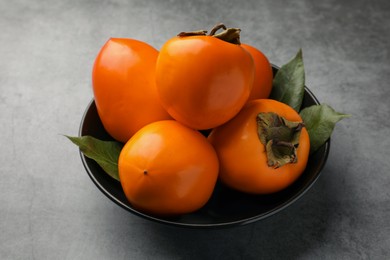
[1,0,389,259]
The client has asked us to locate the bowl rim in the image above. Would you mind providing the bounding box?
[78,75,330,229]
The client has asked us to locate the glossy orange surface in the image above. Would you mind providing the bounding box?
[241,44,273,100]
[208,99,310,194]
[92,38,171,143]
[118,120,219,216]
[155,36,254,130]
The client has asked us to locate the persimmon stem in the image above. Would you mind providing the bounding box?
[209,23,241,45]
[209,23,227,36]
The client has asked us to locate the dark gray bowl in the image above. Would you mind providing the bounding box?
[78,66,330,228]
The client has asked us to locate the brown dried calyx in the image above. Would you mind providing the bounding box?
[257,112,305,169]
[177,23,241,44]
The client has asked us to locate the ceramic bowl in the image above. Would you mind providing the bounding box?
[78,66,330,228]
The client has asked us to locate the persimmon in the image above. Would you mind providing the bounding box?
[92,38,171,143]
[208,99,310,194]
[155,24,254,130]
[118,120,219,216]
[241,44,273,100]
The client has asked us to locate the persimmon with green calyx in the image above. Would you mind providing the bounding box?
[208,99,310,195]
[155,23,254,130]
[92,38,171,143]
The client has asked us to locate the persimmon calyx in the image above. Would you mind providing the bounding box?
[177,23,241,45]
[257,112,304,169]
[209,23,241,44]
[177,30,208,37]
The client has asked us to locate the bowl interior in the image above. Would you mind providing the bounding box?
[78,66,330,228]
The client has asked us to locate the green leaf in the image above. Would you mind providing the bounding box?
[65,135,123,181]
[299,104,350,153]
[270,49,305,112]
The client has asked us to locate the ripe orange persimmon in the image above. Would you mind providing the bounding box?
[208,99,310,194]
[92,38,171,143]
[241,44,273,100]
[118,120,219,216]
[155,24,254,130]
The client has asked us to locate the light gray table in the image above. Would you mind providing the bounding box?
[1,0,389,259]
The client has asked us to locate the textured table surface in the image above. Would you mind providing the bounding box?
[1,0,389,259]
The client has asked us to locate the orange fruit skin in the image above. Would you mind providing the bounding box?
[92,38,171,143]
[118,120,219,216]
[155,36,254,130]
[241,44,273,100]
[208,99,310,194]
